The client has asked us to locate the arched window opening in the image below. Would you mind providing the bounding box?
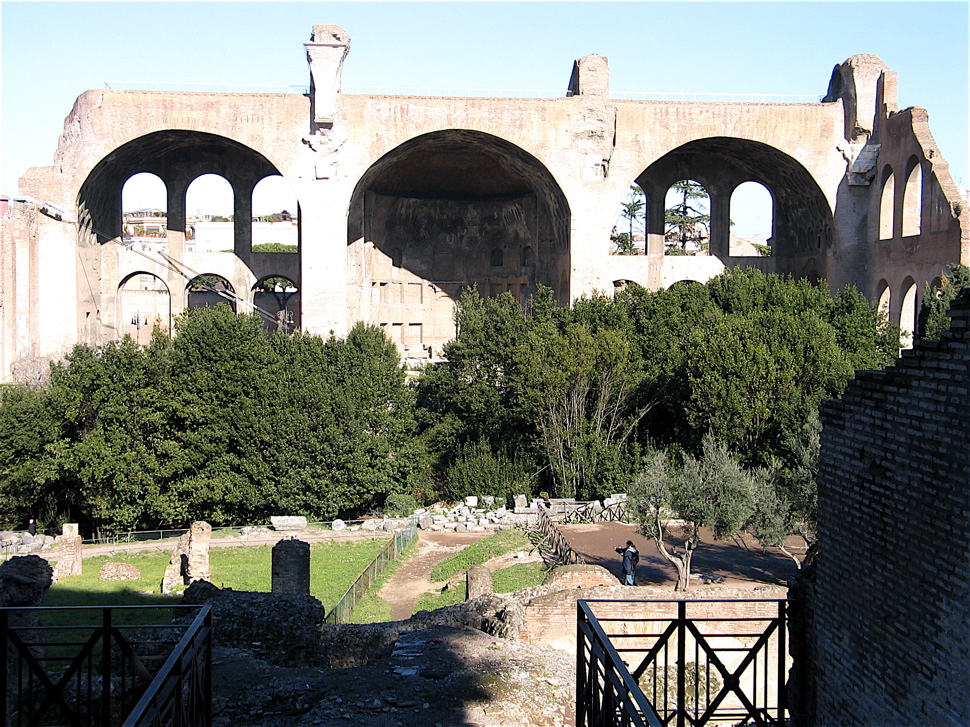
[187,274,236,312]
[252,175,298,253]
[253,276,299,333]
[900,278,917,349]
[119,272,170,346]
[664,180,710,256]
[121,173,168,253]
[876,280,891,319]
[610,185,646,255]
[879,168,894,240]
[186,174,234,253]
[902,159,922,238]
[521,246,535,267]
[729,181,773,257]
[490,247,504,267]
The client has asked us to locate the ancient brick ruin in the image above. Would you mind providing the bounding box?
[2,26,967,379]
[813,293,970,725]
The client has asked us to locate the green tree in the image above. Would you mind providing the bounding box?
[0,385,56,527]
[664,180,710,255]
[918,264,970,340]
[252,243,298,253]
[748,412,820,568]
[630,436,761,591]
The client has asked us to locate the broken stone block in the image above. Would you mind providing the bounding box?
[513,495,528,509]
[361,520,379,531]
[270,516,308,531]
[465,496,479,508]
[331,519,346,531]
[418,515,432,530]
[467,566,493,600]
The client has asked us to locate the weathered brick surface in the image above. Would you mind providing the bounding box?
[814,293,970,726]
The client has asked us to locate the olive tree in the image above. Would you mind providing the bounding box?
[629,435,761,590]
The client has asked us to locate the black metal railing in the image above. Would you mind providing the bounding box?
[2,604,211,727]
[577,599,789,727]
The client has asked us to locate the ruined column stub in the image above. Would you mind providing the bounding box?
[186,521,211,583]
[823,54,891,142]
[54,535,82,579]
[568,55,610,97]
[272,538,311,595]
[306,25,350,126]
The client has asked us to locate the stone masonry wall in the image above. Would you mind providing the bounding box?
[814,292,970,726]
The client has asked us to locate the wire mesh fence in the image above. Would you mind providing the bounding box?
[324,518,418,624]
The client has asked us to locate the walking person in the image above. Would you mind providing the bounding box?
[27,519,37,537]
[614,540,639,586]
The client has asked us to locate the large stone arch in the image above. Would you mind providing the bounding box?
[346,128,570,359]
[76,130,300,339]
[635,137,835,280]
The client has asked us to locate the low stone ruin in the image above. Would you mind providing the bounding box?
[99,562,142,581]
[179,580,326,666]
[1,555,54,683]
[161,521,212,593]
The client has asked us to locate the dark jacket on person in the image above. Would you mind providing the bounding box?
[621,546,639,574]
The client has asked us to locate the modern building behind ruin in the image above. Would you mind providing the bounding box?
[1,24,967,380]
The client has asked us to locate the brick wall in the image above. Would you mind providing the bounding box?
[520,583,787,651]
[814,292,970,726]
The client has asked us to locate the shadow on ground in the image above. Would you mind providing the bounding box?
[561,521,800,588]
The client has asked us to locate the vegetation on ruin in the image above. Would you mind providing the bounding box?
[919,264,970,340]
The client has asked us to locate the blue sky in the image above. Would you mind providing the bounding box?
[2,0,967,215]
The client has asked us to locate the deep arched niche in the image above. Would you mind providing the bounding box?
[347,129,570,358]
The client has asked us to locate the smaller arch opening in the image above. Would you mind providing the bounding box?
[729,181,773,257]
[899,277,918,349]
[119,272,171,346]
[521,245,535,267]
[122,173,168,253]
[664,180,710,256]
[610,185,646,255]
[490,247,504,267]
[252,175,298,253]
[876,279,891,319]
[186,174,234,253]
[901,158,922,238]
[187,274,236,312]
[878,167,895,240]
[253,276,300,333]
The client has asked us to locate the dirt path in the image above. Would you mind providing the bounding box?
[378,530,492,621]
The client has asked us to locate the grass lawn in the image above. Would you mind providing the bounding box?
[414,561,547,614]
[429,529,533,582]
[45,539,386,616]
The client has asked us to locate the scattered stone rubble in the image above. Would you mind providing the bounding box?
[0,531,56,556]
[99,562,142,581]
[180,580,327,667]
